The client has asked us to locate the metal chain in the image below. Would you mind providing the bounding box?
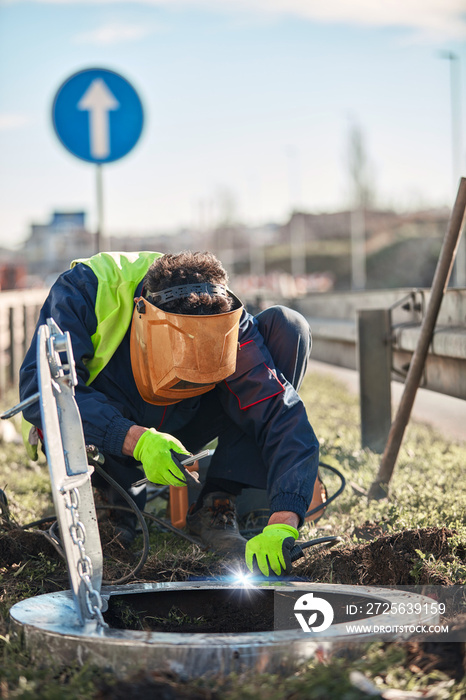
[62,486,107,628]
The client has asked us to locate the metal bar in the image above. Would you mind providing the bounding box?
[358,308,392,452]
[0,392,40,419]
[368,177,466,499]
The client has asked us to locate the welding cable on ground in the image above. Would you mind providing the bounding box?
[93,504,203,547]
[92,463,201,544]
[21,504,201,585]
[92,463,151,584]
[21,463,201,584]
[239,461,346,537]
[22,464,152,585]
[304,462,346,519]
[287,462,346,562]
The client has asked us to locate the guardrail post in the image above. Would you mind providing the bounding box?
[358,308,392,452]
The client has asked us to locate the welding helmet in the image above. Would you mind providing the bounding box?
[130,282,243,405]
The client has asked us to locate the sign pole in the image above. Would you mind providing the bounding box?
[96,164,103,254]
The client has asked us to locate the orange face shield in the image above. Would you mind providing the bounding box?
[130,288,243,406]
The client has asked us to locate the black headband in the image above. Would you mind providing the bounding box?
[145,282,229,306]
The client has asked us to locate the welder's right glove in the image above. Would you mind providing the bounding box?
[133,428,190,486]
[245,524,299,577]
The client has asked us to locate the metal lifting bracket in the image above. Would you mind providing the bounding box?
[1,318,106,628]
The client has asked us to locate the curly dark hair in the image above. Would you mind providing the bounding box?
[143,251,234,315]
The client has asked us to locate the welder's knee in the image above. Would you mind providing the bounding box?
[255,305,312,389]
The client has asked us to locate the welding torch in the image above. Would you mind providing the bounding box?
[131,448,213,490]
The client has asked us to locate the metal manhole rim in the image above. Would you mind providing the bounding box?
[10,580,440,645]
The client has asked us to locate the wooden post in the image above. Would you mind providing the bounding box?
[368,178,466,500]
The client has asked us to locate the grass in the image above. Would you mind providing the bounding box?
[300,371,466,541]
[1,370,465,699]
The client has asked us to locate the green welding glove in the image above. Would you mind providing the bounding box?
[133,428,190,486]
[245,524,299,577]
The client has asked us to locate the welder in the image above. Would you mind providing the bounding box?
[19,251,319,577]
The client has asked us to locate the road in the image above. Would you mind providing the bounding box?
[308,359,466,443]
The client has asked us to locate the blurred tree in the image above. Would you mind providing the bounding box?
[212,186,240,271]
[215,186,239,227]
[347,121,376,210]
[347,121,376,290]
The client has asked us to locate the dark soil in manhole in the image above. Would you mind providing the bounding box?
[103,588,380,633]
[104,589,276,633]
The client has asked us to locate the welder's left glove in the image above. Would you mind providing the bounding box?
[245,524,299,577]
[133,428,190,486]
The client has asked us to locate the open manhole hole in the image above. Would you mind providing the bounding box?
[10,581,440,678]
[104,586,374,633]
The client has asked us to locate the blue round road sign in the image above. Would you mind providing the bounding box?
[52,68,144,164]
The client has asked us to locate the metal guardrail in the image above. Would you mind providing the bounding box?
[295,289,466,382]
[293,287,466,451]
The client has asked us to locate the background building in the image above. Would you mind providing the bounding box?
[23,212,95,285]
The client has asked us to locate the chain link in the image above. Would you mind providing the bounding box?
[62,486,107,628]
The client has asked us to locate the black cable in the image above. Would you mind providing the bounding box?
[239,461,346,536]
[304,461,346,519]
[93,504,203,547]
[286,462,346,562]
[92,463,151,585]
[22,515,57,529]
[20,465,202,585]
[21,463,152,585]
[145,485,169,503]
[20,505,200,585]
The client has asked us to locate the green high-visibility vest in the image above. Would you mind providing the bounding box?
[71,251,163,385]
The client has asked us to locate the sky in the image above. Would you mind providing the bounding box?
[0,0,465,248]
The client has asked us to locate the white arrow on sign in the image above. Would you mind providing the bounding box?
[78,79,120,159]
